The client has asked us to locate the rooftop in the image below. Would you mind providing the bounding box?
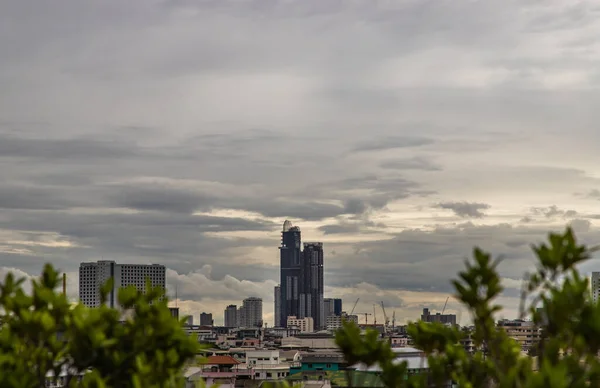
[203,355,241,365]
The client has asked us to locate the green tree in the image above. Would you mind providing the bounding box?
[0,264,199,387]
[336,227,600,387]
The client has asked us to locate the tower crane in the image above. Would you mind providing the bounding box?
[350,298,360,315]
[380,301,390,327]
[441,296,449,315]
[355,312,372,325]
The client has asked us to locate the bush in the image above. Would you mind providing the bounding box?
[336,228,600,387]
[0,264,199,387]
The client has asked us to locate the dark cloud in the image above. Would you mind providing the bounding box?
[380,157,442,171]
[352,136,434,152]
[436,201,491,218]
[530,205,578,219]
[108,184,215,214]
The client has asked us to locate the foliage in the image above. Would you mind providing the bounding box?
[336,227,600,387]
[0,264,199,387]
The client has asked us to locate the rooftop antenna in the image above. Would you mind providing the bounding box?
[175,284,178,308]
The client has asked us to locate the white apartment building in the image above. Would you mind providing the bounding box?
[326,313,358,331]
[286,316,314,333]
[79,260,166,308]
[244,350,290,380]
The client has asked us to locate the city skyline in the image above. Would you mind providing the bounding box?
[4,0,600,326]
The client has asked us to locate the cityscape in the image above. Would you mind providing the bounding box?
[3,0,600,386]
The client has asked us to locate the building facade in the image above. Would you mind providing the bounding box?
[278,221,324,329]
[200,312,214,326]
[279,221,302,326]
[300,242,324,329]
[333,299,342,316]
[326,313,358,331]
[592,272,600,303]
[274,285,281,327]
[224,305,238,328]
[79,260,165,308]
[421,308,457,325]
[286,316,314,333]
[240,297,263,328]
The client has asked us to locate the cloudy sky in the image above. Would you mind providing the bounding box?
[2,0,600,325]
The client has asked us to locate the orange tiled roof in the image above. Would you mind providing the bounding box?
[205,355,241,365]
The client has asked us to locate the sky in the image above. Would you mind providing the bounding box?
[2,0,600,326]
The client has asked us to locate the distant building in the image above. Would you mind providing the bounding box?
[224,305,238,328]
[287,316,314,333]
[592,272,600,303]
[333,299,342,316]
[200,312,213,326]
[241,297,263,328]
[326,312,358,331]
[79,260,165,308]
[186,316,193,326]
[280,221,302,326]
[497,319,541,351]
[421,308,456,326]
[301,242,324,329]
[274,285,281,327]
[324,298,335,320]
[169,307,179,320]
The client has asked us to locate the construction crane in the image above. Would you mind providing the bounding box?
[441,296,449,315]
[380,301,390,327]
[392,311,396,329]
[355,312,372,325]
[350,298,360,315]
[373,304,377,326]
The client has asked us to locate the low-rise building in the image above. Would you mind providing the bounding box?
[244,349,291,380]
[287,316,314,333]
[289,352,346,375]
[281,332,337,349]
[497,319,541,352]
[185,355,253,388]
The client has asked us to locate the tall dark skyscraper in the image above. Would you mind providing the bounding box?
[279,220,325,329]
[301,242,324,329]
[279,220,302,326]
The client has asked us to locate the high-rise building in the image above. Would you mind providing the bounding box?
[224,304,238,328]
[287,316,314,333]
[592,272,600,303]
[241,297,263,328]
[333,298,342,316]
[200,312,214,326]
[421,308,457,325]
[79,260,166,308]
[274,285,281,327]
[324,298,335,320]
[279,221,302,326]
[301,242,324,329]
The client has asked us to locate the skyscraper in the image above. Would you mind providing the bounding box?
[333,298,343,316]
[274,284,281,327]
[301,242,324,329]
[279,220,302,326]
[224,304,237,327]
[79,260,165,308]
[324,298,335,321]
[241,297,263,327]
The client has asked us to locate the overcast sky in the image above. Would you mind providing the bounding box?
[2,0,600,325]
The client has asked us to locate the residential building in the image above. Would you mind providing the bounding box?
[280,220,302,326]
[185,355,253,388]
[326,313,358,331]
[200,312,214,326]
[592,272,600,303]
[421,308,457,326]
[245,350,290,380]
[240,297,263,328]
[79,260,165,308]
[274,284,281,327]
[289,352,346,375]
[497,319,542,352]
[287,316,314,333]
[300,242,325,329]
[224,305,237,328]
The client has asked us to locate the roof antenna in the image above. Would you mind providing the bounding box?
[175,284,178,308]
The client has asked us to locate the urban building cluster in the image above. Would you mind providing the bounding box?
[75,226,554,387]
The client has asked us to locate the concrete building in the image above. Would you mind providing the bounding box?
[279,221,302,326]
[240,297,263,328]
[281,332,337,349]
[224,305,237,328]
[274,284,281,327]
[300,242,325,330]
[497,319,542,352]
[244,350,290,380]
[333,299,342,316]
[592,272,600,303]
[79,260,165,308]
[323,298,334,320]
[326,313,358,331]
[287,316,314,333]
[421,308,457,325]
[200,312,214,326]
[169,307,179,320]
